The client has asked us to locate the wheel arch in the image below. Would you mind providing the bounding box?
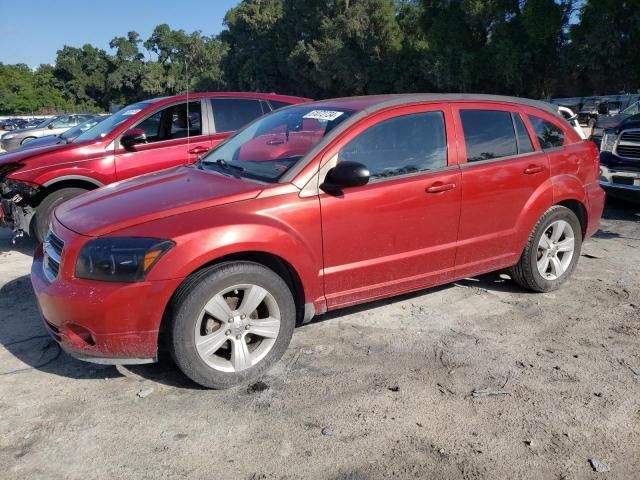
[158,250,309,345]
[34,176,103,205]
[555,198,587,238]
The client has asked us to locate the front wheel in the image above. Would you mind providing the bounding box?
[32,187,88,243]
[170,262,296,389]
[510,206,582,292]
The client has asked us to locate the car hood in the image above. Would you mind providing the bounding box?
[3,126,41,136]
[596,114,627,130]
[0,141,86,172]
[15,135,62,151]
[55,166,263,237]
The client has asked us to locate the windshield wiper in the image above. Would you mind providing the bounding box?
[203,158,245,175]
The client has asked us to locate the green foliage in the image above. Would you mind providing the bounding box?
[0,0,637,115]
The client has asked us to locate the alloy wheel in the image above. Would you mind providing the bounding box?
[194,284,281,373]
[536,220,576,281]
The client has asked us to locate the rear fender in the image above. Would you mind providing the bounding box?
[513,179,555,255]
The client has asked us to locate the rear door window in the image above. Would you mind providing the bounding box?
[528,115,565,149]
[460,110,518,162]
[211,98,265,133]
[338,111,448,180]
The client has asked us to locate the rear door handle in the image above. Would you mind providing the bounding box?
[426,182,456,193]
[523,164,544,175]
[188,146,210,155]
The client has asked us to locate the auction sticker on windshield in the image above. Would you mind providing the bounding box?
[303,110,344,121]
[122,109,142,116]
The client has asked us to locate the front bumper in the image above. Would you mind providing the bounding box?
[30,226,184,364]
[599,159,640,196]
[1,137,23,152]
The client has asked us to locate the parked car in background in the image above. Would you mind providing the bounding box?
[23,118,50,129]
[1,118,30,131]
[1,114,97,152]
[599,111,640,201]
[29,94,604,389]
[577,98,602,128]
[591,100,640,147]
[17,115,110,151]
[0,92,310,241]
[558,106,587,139]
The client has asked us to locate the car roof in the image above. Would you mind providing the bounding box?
[309,93,561,117]
[148,92,312,106]
[280,93,562,183]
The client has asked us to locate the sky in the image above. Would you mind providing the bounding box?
[0,0,241,68]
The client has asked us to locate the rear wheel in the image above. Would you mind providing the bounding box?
[32,187,88,243]
[510,206,582,292]
[170,261,296,389]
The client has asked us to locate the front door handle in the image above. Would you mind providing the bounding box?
[523,164,544,175]
[188,146,210,155]
[426,182,456,193]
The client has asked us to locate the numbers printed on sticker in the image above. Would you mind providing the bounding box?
[303,110,344,121]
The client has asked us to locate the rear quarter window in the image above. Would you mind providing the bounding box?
[528,115,565,149]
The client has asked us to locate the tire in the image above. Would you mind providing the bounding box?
[510,206,582,293]
[33,187,88,243]
[21,136,37,145]
[169,261,296,389]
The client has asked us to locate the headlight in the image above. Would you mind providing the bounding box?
[2,134,16,140]
[600,130,617,152]
[75,237,175,282]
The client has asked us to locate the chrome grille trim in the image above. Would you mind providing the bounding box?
[43,230,64,282]
[615,128,640,160]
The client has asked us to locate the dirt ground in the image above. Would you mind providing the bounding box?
[0,197,639,480]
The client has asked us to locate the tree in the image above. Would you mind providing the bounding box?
[571,0,640,94]
[108,31,146,104]
[53,44,111,110]
[289,0,403,97]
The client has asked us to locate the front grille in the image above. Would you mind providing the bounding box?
[620,131,640,143]
[615,145,640,159]
[43,230,64,282]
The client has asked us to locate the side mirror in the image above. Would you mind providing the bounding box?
[321,161,370,192]
[121,128,147,150]
[47,124,54,130]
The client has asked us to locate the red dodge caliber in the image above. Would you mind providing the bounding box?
[31,94,605,388]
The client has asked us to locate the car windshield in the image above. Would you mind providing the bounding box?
[60,117,105,141]
[621,102,640,116]
[200,105,355,182]
[581,101,597,110]
[35,117,56,128]
[74,102,152,142]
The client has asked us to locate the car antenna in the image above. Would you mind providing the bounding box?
[185,57,190,148]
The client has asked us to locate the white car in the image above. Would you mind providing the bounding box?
[558,106,587,139]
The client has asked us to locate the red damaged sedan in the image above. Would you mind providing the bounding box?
[31,94,605,388]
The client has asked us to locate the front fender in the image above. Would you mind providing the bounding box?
[114,196,325,309]
[28,166,112,188]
